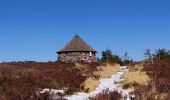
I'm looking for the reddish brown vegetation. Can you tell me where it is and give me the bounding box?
[143,60,170,93]
[130,60,170,100]
[0,61,97,100]
[89,89,122,100]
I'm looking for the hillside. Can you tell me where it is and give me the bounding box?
[0,60,170,100]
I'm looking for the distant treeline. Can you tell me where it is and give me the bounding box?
[144,48,170,61]
[99,48,170,65]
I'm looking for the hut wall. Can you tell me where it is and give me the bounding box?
[58,52,96,63]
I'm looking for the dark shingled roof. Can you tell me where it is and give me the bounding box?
[57,35,97,53]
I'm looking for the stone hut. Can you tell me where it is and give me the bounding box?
[57,35,97,63]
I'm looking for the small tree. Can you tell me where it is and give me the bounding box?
[101,49,113,62]
[153,48,170,60]
[122,52,131,65]
[123,51,129,61]
[144,48,153,63]
[112,54,122,65]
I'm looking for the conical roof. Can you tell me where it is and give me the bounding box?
[57,35,97,53]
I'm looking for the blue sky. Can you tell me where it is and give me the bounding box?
[0,0,170,62]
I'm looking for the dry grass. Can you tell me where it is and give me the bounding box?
[80,77,99,92]
[121,63,150,89]
[81,64,120,92]
[122,71,150,86]
[155,93,169,100]
[128,61,144,72]
[93,64,120,78]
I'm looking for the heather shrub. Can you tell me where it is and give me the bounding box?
[0,61,87,99]
[130,60,170,100]
[143,60,170,93]
[89,89,122,100]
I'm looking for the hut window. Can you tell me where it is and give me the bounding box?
[89,52,92,56]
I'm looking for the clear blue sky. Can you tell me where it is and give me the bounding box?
[0,0,170,62]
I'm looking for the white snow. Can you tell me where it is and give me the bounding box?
[38,88,67,100]
[64,66,134,100]
[40,88,65,94]
[39,66,134,100]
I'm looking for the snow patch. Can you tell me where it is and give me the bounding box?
[64,66,134,100]
[40,88,65,94]
[39,66,134,100]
